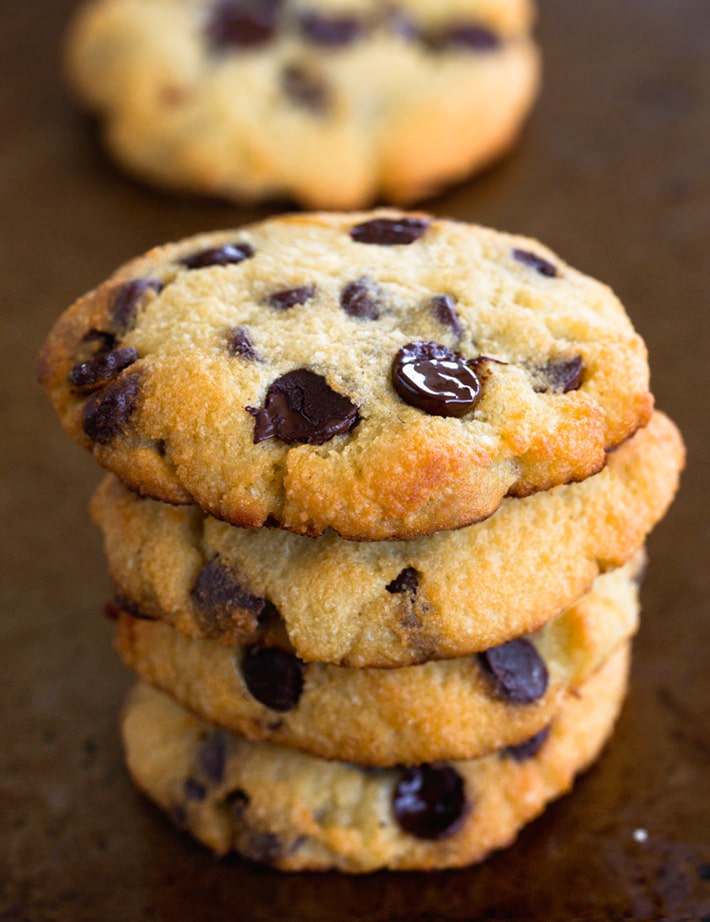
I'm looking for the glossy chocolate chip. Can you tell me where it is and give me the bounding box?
[479,638,549,704]
[534,355,584,393]
[268,284,316,310]
[429,294,463,337]
[299,11,361,46]
[386,567,419,595]
[198,733,226,783]
[340,277,381,319]
[68,346,139,390]
[111,278,163,334]
[226,326,260,361]
[503,725,551,762]
[392,341,482,417]
[513,248,559,278]
[206,0,280,49]
[184,778,207,801]
[82,372,141,444]
[241,646,304,712]
[180,242,254,270]
[437,22,501,51]
[247,369,360,445]
[191,559,266,636]
[350,216,429,245]
[392,764,467,840]
[282,63,330,112]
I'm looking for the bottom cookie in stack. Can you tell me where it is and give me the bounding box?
[121,643,630,873]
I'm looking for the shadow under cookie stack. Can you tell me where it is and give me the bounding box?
[38,211,684,872]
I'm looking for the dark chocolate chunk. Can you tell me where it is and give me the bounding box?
[206,0,280,49]
[82,372,141,444]
[242,646,304,712]
[503,725,551,762]
[478,638,549,704]
[282,63,330,112]
[386,567,419,595]
[198,732,226,783]
[429,294,462,337]
[111,278,163,334]
[392,764,467,840]
[350,216,429,245]
[184,777,207,801]
[191,559,266,636]
[392,341,482,417]
[513,248,559,278]
[268,284,316,309]
[227,326,260,360]
[299,11,362,46]
[68,346,139,390]
[180,242,254,270]
[340,277,381,319]
[247,369,360,445]
[436,22,501,51]
[534,355,584,394]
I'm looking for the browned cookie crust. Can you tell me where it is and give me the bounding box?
[121,643,630,872]
[40,212,653,540]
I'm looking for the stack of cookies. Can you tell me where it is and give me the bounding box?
[38,211,684,872]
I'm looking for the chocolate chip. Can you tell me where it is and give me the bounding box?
[82,372,141,444]
[180,242,254,270]
[340,277,381,319]
[191,559,266,637]
[267,284,316,310]
[198,733,226,783]
[184,778,207,801]
[299,11,362,46]
[436,22,501,51]
[392,341,482,417]
[350,216,430,245]
[513,248,559,278]
[503,726,551,762]
[247,369,360,445]
[534,355,584,394]
[111,278,163,334]
[206,0,280,49]
[478,638,549,704]
[429,294,462,337]
[241,646,304,712]
[386,567,419,595]
[282,63,330,112]
[68,346,139,391]
[227,326,260,360]
[392,764,467,840]
[81,329,116,354]
[225,788,250,816]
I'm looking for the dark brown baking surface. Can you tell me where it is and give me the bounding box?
[1,1,708,919]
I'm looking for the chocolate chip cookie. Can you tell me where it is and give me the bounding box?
[39,211,654,541]
[65,0,540,207]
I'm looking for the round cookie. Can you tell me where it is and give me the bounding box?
[92,411,682,666]
[114,560,640,765]
[65,0,540,208]
[39,211,654,541]
[121,643,630,872]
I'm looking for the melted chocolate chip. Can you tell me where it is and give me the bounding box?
[268,284,316,310]
[68,346,139,390]
[111,278,163,334]
[392,764,467,840]
[429,294,462,337]
[180,242,254,270]
[513,248,559,278]
[437,22,501,51]
[184,778,207,801]
[503,726,551,762]
[478,638,549,704]
[392,342,482,417]
[282,63,330,112]
[227,326,260,360]
[241,646,304,712]
[82,372,141,444]
[534,355,584,394]
[247,369,360,445]
[206,0,280,49]
[340,278,381,319]
[198,733,226,783]
[350,216,430,245]
[299,11,362,46]
[191,559,265,637]
[386,567,419,595]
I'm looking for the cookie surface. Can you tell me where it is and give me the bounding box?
[114,560,640,765]
[121,642,629,872]
[40,211,654,541]
[93,411,681,666]
[65,0,540,208]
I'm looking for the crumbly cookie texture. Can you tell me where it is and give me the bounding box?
[40,211,654,541]
[92,411,681,666]
[121,643,629,872]
[114,559,640,766]
[65,0,539,208]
